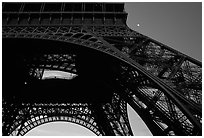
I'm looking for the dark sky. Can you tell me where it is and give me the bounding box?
[125,2,202,61]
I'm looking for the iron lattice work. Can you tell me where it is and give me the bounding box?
[2,2,202,136]
[3,93,132,136]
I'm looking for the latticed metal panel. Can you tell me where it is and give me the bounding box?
[2,2,202,136]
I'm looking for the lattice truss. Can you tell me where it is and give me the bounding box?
[2,6,202,135]
[2,101,99,136]
[2,24,202,136]
[27,54,77,80]
[3,25,202,105]
[96,25,202,106]
[113,62,201,136]
[2,93,133,136]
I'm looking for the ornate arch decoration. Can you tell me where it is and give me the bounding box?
[10,113,101,136]
[2,25,202,135]
[11,116,101,136]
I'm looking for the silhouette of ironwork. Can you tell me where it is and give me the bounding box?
[2,2,202,136]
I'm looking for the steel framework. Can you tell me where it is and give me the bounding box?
[2,2,202,136]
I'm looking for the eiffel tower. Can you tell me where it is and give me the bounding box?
[2,2,202,136]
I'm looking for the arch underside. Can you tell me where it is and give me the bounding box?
[9,103,102,136]
[2,25,202,136]
[3,25,202,105]
[5,94,132,136]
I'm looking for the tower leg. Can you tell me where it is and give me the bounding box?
[91,103,115,136]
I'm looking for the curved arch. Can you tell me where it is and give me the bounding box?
[11,115,101,136]
[2,26,125,61]
[8,103,103,136]
[3,26,202,135]
[24,121,97,136]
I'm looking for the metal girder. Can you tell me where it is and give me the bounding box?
[3,25,202,135]
[2,2,202,136]
[106,27,202,105]
[3,102,102,136]
[112,63,201,135]
[3,94,134,136]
